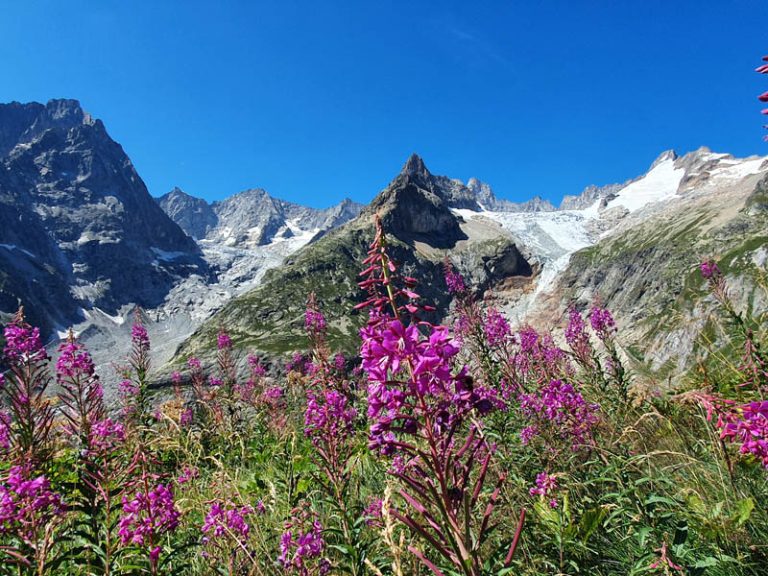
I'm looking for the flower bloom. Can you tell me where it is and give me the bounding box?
[131,323,150,351]
[484,308,511,347]
[0,412,9,451]
[177,467,199,485]
[88,418,125,454]
[3,322,48,362]
[0,466,65,540]
[201,501,254,545]
[304,309,327,334]
[700,259,721,280]
[718,400,768,468]
[278,519,328,574]
[304,390,357,445]
[118,484,180,549]
[56,340,95,380]
[444,266,467,295]
[362,497,383,527]
[589,306,616,340]
[217,330,232,350]
[519,379,599,449]
[529,472,558,497]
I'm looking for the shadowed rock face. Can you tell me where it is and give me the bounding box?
[0,99,209,337]
[366,154,467,247]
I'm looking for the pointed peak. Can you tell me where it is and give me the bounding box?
[401,153,431,177]
[650,149,678,169]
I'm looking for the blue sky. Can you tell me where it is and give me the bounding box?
[2,1,767,207]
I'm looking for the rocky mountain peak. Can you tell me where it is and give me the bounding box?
[650,149,679,169]
[0,98,96,157]
[401,153,431,178]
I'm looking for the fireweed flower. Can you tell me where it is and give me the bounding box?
[518,379,599,450]
[564,307,593,364]
[700,259,721,280]
[355,217,526,575]
[589,306,616,341]
[0,412,10,451]
[4,321,48,363]
[484,308,511,347]
[55,339,95,380]
[180,408,193,426]
[444,264,467,295]
[278,517,328,574]
[201,501,254,545]
[217,330,232,350]
[529,472,558,497]
[362,497,384,527]
[131,323,150,351]
[333,353,346,372]
[2,311,57,462]
[718,400,768,468]
[0,465,65,540]
[305,309,327,335]
[304,389,356,445]
[56,334,108,447]
[118,483,180,563]
[88,418,125,455]
[247,354,267,377]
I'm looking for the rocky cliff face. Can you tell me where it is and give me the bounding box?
[0,99,208,337]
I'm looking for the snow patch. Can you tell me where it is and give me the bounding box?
[0,243,36,259]
[150,247,188,261]
[605,159,685,213]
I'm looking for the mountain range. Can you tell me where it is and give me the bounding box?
[0,99,766,394]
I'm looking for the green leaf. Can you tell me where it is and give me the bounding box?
[733,497,755,526]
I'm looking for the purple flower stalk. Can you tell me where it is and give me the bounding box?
[484,308,511,348]
[118,483,180,569]
[589,306,616,341]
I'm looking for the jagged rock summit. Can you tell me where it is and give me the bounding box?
[158,186,364,248]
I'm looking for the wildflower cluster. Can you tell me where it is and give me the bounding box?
[201,501,254,546]
[357,219,523,576]
[0,466,65,541]
[519,379,599,451]
[118,482,180,567]
[278,507,329,575]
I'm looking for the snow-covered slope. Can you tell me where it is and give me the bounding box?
[453,148,768,319]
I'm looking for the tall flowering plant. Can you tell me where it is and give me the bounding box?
[1,308,55,464]
[693,259,768,470]
[301,293,367,573]
[120,310,153,429]
[0,464,66,574]
[757,54,768,140]
[56,330,105,449]
[357,217,524,576]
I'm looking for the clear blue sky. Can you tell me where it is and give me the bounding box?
[2,1,767,207]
